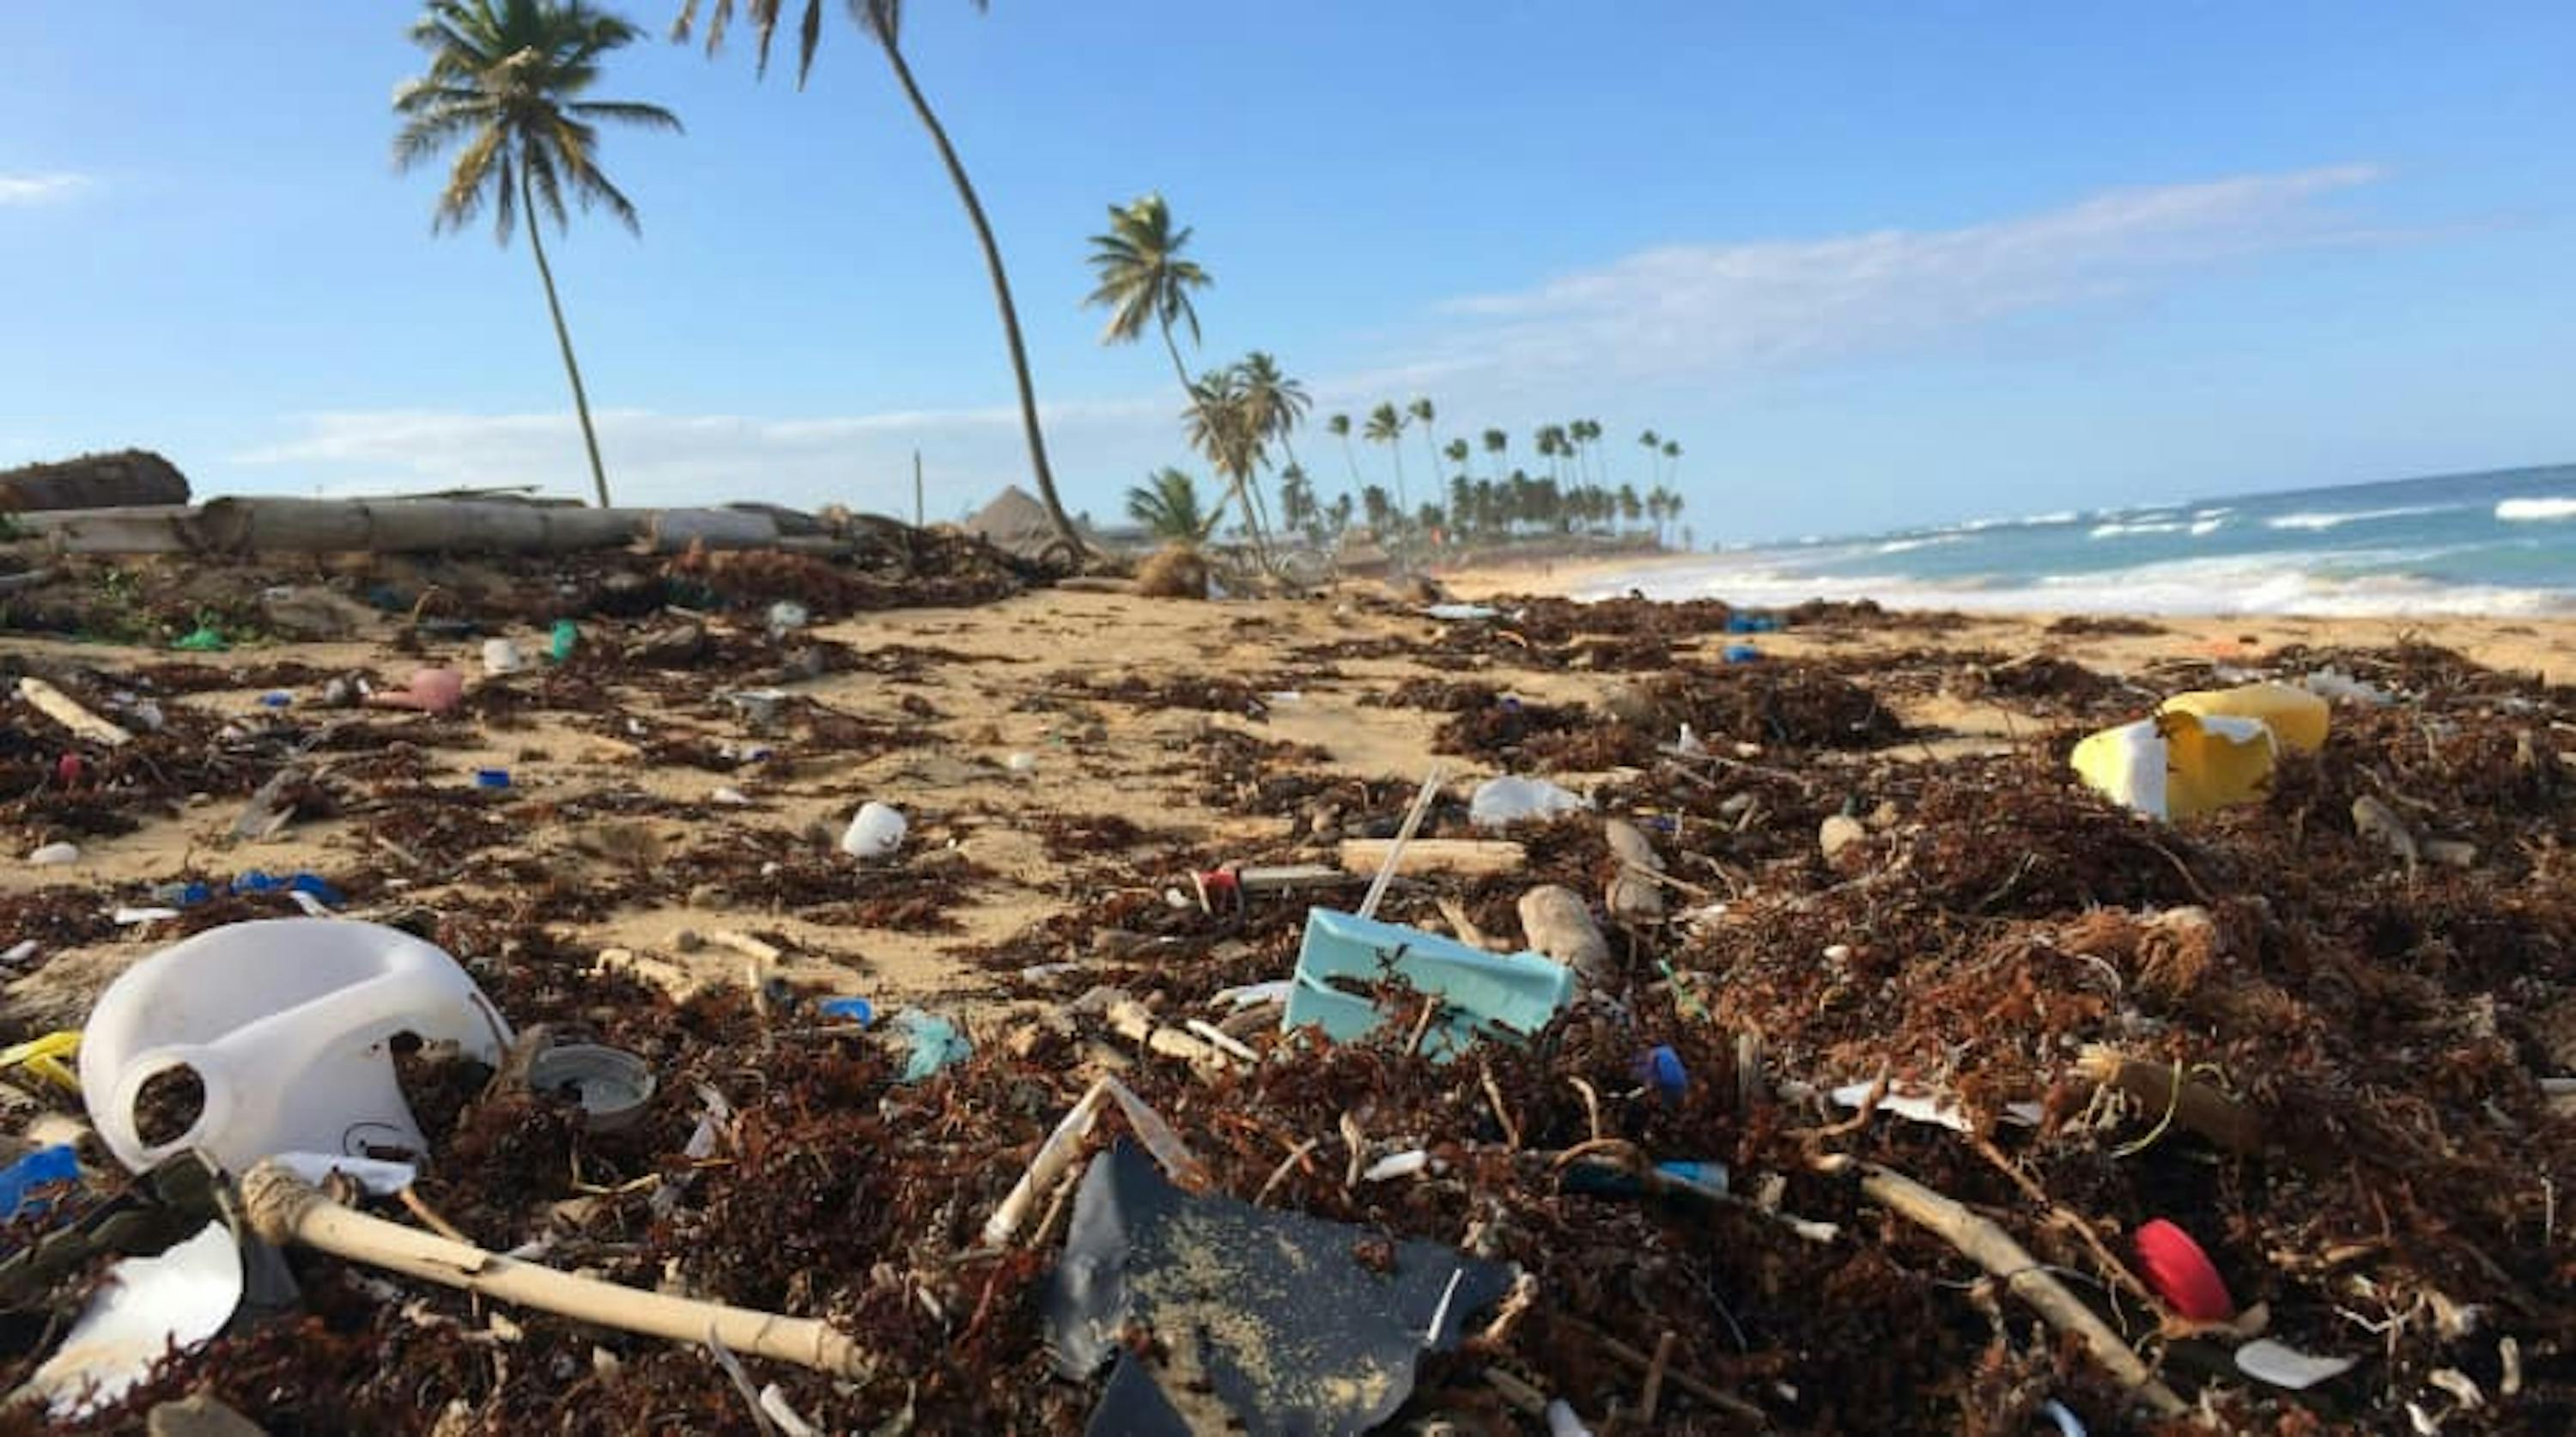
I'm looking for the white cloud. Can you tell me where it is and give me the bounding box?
[1431,163,2389,386]
[228,166,2404,515]
[0,172,91,206]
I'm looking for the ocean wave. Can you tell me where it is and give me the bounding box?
[2497,496,2576,522]
[1568,551,2576,618]
[2089,520,2188,539]
[1874,534,1965,555]
[2264,503,2460,532]
[2190,516,2227,536]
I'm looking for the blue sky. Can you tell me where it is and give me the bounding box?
[4,2,2574,540]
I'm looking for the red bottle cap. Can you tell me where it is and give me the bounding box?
[2134,1217,2233,1320]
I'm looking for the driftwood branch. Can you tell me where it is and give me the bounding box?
[2076,1044,2264,1154]
[16,677,131,746]
[1815,1154,2187,1417]
[242,1160,868,1377]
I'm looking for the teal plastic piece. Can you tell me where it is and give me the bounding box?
[1283,908,1575,1062]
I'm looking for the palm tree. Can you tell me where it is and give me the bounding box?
[1481,428,1507,484]
[1364,403,1409,517]
[396,0,678,509]
[1324,412,1363,495]
[1662,438,1682,490]
[1638,429,1662,486]
[1235,350,1309,540]
[1534,424,1567,485]
[1084,193,1211,393]
[1126,467,1218,543]
[1617,484,1643,533]
[1443,437,1470,480]
[677,0,1084,556]
[1277,463,1317,541]
[1406,398,1442,509]
[1183,367,1270,544]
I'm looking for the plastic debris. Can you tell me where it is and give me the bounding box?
[79,919,513,1173]
[1721,643,1762,663]
[1725,611,1783,635]
[888,1009,971,1082]
[526,1044,657,1132]
[1424,603,1500,621]
[0,1031,82,1095]
[2072,683,2330,820]
[2133,1218,2233,1321]
[171,626,228,653]
[0,1145,80,1224]
[1285,909,1575,1061]
[483,637,526,675]
[1047,1141,1516,1436]
[1468,775,1590,829]
[2233,1337,2357,1390]
[550,618,580,661]
[840,801,907,859]
[26,843,78,867]
[266,1152,418,1197]
[21,1220,243,1418]
[1637,1045,1687,1098]
[1829,1081,2044,1132]
[816,996,876,1026]
[473,768,511,789]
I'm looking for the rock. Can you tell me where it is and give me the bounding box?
[1517,885,1613,985]
[1604,818,1667,922]
[1819,814,1868,865]
[629,622,708,667]
[258,588,371,642]
[148,1394,268,1437]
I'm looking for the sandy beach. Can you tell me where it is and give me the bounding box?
[0,551,2568,1431]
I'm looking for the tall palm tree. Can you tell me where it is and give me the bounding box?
[1234,350,1309,540]
[1662,438,1682,490]
[677,0,1084,556]
[1183,367,1270,546]
[1364,403,1409,518]
[1126,467,1218,543]
[396,0,678,509]
[1534,424,1567,485]
[1481,427,1507,484]
[1324,412,1363,495]
[1084,193,1210,394]
[1406,398,1442,509]
[1443,437,1470,478]
[1637,429,1662,487]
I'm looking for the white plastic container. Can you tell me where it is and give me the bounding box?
[840,801,907,859]
[482,637,525,676]
[78,919,512,1175]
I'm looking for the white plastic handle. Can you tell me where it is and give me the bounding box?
[107,1044,232,1168]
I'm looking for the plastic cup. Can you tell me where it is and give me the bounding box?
[840,802,907,859]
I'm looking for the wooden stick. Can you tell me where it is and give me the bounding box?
[1814,1154,2186,1416]
[242,1160,868,1377]
[708,929,785,966]
[2075,1045,2263,1154]
[17,677,131,746]
[1639,1329,1677,1425]
[1338,837,1525,879]
[1558,1316,1767,1425]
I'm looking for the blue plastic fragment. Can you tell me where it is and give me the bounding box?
[474,769,511,789]
[817,996,876,1026]
[1562,1158,1731,1203]
[228,872,345,907]
[0,1144,81,1225]
[890,1009,971,1082]
[1638,1045,1687,1098]
[1721,644,1762,664]
[1283,909,1576,1063]
[1725,612,1782,635]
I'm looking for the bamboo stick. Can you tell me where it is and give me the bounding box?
[241,1161,868,1377]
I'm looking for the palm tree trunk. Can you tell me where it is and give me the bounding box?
[520,168,613,509]
[876,35,1084,557]
[1157,324,1274,566]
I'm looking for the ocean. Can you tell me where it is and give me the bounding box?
[1580,462,2576,617]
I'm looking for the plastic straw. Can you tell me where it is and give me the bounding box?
[1358,764,1445,921]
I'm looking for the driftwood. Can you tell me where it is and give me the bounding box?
[240,1161,868,1376]
[15,677,131,746]
[1338,838,1527,879]
[1815,1154,2188,1417]
[12,498,814,557]
[2075,1045,2264,1154]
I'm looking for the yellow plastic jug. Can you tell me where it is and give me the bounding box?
[2161,684,2328,754]
[2069,684,2330,820]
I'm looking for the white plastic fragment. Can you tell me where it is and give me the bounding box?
[268,1151,420,1196]
[2234,1338,2358,1390]
[1213,980,1295,1010]
[1829,1081,2042,1132]
[1468,775,1589,829]
[839,801,907,859]
[27,843,78,867]
[1361,1149,1432,1183]
[1545,1398,1595,1436]
[2040,1398,2087,1437]
[22,1221,242,1417]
